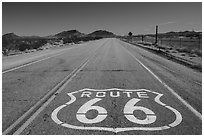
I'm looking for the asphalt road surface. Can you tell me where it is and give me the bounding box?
[2,38,202,135]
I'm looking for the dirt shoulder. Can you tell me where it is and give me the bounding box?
[122,39,202,72]
[2,44,77,71]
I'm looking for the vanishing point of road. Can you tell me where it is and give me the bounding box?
[2,38,202,135]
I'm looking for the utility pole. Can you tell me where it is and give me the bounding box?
[155,25,158,45]
[160,37,162,45]
[180,38,182,48]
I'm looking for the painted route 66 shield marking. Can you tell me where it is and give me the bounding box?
[51,88,182,133]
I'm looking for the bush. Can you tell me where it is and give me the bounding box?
[157,46,166,50]
[181,53,186,56]
[17,39,47,51]
[18,43,30,51]
[176,48,192,54]
[193,50,202,57]
[176,48,202,57]
[32,39,47,49]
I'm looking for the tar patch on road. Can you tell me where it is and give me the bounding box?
[51,88,182,133]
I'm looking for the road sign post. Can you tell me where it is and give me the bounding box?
[155,25,158,45]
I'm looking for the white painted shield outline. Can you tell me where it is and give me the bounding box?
[51,88,182,133]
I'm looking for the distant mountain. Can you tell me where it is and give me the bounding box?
[163,31,201,37]
[21,35,43,39]
[3,29,116,40]
[2,29,115,54]
[2,33,21,40]
[145,30,201,38]
[88,30,115,38]
[54,30,85,39]
[2,33,45,40]
[2,33,47,52]
[54,29,115,39]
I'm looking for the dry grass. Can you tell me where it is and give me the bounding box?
[131,36,202,57]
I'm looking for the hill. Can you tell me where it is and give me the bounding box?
[3,33,21,40]
[54,30,85,39]
[88,30,115,38]
[2,29,115,55]
[2,33,47,55]
[3,33,46,40]
[2,33,21,51]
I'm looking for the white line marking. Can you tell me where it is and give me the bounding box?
[124,98,157,124]
[11,42,104,135]
[51,88,182,133]
[2,47,75,74]
[121,42,202,121]
[51,105,66,125]
[166,106,182,127]
[155,94,166,106]
[13,95,56,134]
[76,98,107,124]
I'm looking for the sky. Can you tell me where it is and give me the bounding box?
[2,2,202,36]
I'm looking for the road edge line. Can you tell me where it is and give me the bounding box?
[2,47,75,74]
[13,56,91,135]
[2,41,105,135]
[120,42,202,121]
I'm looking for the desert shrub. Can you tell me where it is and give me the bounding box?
[143,42,152,46]
[189,54,197,57]
[193,50,202,57]
[181,53,186,56]
[17,39,47,51]
[171,50,177,53]
[32,39,47,49]
[165,50,170,53]
[176,48,192,54]
[157,46,166,50]
[176,47,202,57]
[63,38,72,44]
[18,43,30,51]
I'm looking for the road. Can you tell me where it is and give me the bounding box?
[2,38,202,135]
